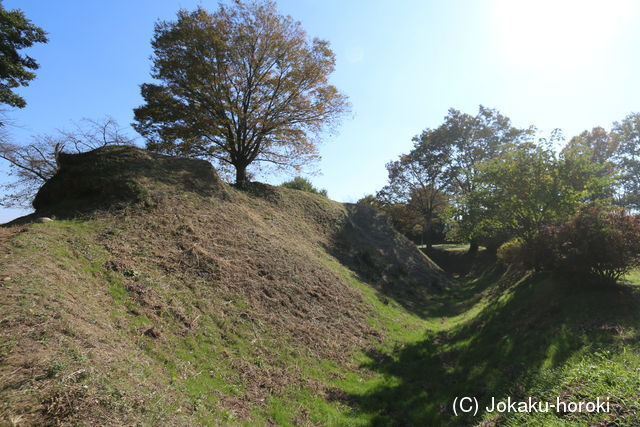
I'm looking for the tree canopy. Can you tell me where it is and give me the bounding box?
[440,106,534,197]
[0,4,47,109]
[133,1,349,186]
[372,106,624,253]
[377,106,533,249]
[464,140,614,247]
[612,113,640,210]
[562,127,618,166]
[377,128,451,247]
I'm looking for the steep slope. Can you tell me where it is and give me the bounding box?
[354,245,640,426]
[0,146,444,425]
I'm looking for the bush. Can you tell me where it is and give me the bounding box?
[280,177,327,197]
[526,225,562,273]
[497,239,526,266]
[527,204,640,283]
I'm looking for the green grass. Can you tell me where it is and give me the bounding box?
[231,255,433,425]
[6,215,640,425]
[106,249,640,425]
[246,257,640,425]
[623,269,640,285]
[329,267,640,425]
[431,243,471,252]
[430,243,486,252]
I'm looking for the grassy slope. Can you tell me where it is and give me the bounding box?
[350,246,640,426]
[2,146,639,425]
[0,175,442,425]
[5,215,640,425]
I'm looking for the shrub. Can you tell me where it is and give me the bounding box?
[526,225,562,273]
[280,177,327,197]
[497,239,526,266]
[527,204,640,283]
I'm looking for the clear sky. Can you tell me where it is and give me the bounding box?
[1,0,639,222]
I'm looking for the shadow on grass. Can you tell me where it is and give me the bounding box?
[344,274,640,425]
[413,260,509,320]
[422,246,499,278]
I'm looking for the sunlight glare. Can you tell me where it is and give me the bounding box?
[493,0,633,70]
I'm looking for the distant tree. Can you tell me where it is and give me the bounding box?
[133,1,349,186]
[562,127,618,167]
[402,190,448,244]
[378,130,451,247]
[357,194,382,209]
[611,113,640,210]
[280,176,327,197]
[436,106,534,251]
[0,4,47,109]
[465,140,614,249]
[443,106,534,197]
[0,118,133,207]
[358,194,432,243]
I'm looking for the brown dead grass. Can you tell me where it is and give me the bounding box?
[0,147,441,425]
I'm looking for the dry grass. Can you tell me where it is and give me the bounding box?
[0,146,441,425]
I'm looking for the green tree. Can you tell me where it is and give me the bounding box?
[0,4,47,109]
[133,1,349,186]
[443,106,533,197]
[280,176,326,197]
[465,140,614,249]
[562,127,618,167]
[436,106,534,251]
[611,113,640,210]
[377,129,451,247]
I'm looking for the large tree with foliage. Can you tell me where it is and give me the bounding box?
[377,129,451,247]
[434,106,534,251]
[465,139,614,249]
[0,4,47,109]
[375,106,532,249]
[133,1,349,186]
[562,127,618,167]
[442,106,533,197]
[611,113,640,210]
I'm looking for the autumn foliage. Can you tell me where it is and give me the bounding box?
[527,204,640,283]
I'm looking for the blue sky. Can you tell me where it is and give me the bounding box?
[1,0,639,222]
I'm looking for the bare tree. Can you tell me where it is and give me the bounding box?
[0,117,134,207]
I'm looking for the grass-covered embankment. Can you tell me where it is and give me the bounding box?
[2,146,639,425]
[0,146,445,425]
[345,244,640,425]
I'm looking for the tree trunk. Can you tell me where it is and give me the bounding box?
[424,223,432,249]
[235,164,248,188]
[424,217,433,249]
[468,240,479,254]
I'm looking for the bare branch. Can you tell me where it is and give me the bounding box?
[0,117,135,207]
